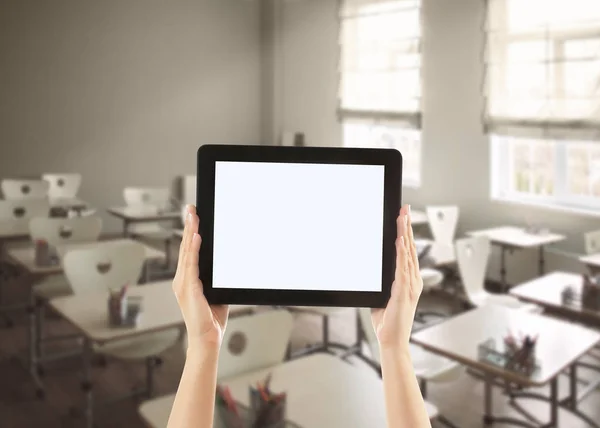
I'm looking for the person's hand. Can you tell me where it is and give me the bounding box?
[172,205,229,356]
[371,204,423,352]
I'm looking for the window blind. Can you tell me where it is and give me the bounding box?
[485,0,600,140]
[339,0,422,129]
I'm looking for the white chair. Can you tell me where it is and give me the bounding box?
[29,216,104,362]
[1,179,49,200]
[0,199,50,326]
[63,240,182,397]
[426,206,459,246]
[139,311,294,428]
[0,198,50,237]
[584,229,600,255]
[455,236,540,312]
[356,308,460,424]
[42,174,82,199]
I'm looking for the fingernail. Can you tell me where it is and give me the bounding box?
[404,214,408,226]
[408,205,412,215]
[186,212,192,224]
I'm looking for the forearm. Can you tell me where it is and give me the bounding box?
[167,347,220,428]
[380,346,432,428]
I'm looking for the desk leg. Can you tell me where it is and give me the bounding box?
[549,377,558,427]
[483,373,493,425]
[568,364,577,410]
[27,288,44,398]
[81,338,93,428]
[322,314,329,348]
[355,309,363,357]
[123,220,130,238]
[538,246,546,276]
[500,246,508,293]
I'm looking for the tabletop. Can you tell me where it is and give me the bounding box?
[139,353,396,428]
[411,209,428,226]
[172,229,183,238]
[49,280,180,345]
[107,206,181,221]
[6,238,165,275]
[416,239,456,267]
[510,271,600,322]
[411,305,600,387]
[467,226,566,248]
[49,197,87,210]
[580,253,600,269]
[50,280,254,345]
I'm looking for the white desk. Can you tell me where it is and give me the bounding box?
[412,305,600,428]
[411,209,428,226]
[579,253,600,273]
[415,239,456,267]
[468,226,565,291]
[49,197,87,211]
[107,206,180,237]
[6,238,165,398]
[139,354,401,428]
[173,229,183,239]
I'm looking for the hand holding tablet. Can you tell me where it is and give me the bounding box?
[195,144,402,308]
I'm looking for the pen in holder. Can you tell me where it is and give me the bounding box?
[35,239,57,266]
[108,284,143,328]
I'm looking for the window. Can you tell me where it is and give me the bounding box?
[486,0,600,212]
[339,0,422,187]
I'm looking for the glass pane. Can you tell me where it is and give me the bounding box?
[342,121,420,184]
[567,143,591,196]
[508,138,555,195]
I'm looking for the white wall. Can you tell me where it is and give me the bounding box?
[0,0,262,232]
[268,0,597,283]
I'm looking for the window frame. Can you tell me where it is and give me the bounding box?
[338,0,423,188]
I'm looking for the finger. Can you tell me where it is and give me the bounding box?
[177,205,196,270]
[393,235,409,301]
[406,205,420,273]
[400,206,416,282]
[185,232,202,290]
[182,211,200,278]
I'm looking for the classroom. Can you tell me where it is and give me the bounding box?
[1,0,599,427]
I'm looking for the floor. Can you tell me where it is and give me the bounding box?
[1,260,599,427]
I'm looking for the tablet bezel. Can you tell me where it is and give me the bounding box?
[196,144,402,308]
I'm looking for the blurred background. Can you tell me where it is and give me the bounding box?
[1,0,600,427]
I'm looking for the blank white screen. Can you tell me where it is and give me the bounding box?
[212,161,385,292]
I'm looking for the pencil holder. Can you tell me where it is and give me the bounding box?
[34,240,57,266]
[217,400,293,428]
[107,292,142,327]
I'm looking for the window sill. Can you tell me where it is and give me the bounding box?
[492,195,600,219]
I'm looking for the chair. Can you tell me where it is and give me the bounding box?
[584,229,600,255]
[42,174,82,199]
[123,187,173,268]
[455,236,540,312]
[355,308,460,425]
[29,216,103,362]
[63,240,182,397]
[426,206,459,246]
[1,179,49,200]
[0,199,50,326]
[139,310,294,428]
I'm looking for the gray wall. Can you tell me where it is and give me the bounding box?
[0,0,262,232]
[268,0,598,283]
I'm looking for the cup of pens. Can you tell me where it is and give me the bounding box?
[217,374,287,428]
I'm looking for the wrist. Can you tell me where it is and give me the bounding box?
[186,342,220,363]
[379,343,412,362]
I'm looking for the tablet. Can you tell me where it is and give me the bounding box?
[196,144,402,308]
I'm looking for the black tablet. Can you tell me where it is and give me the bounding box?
[196,144,402,308]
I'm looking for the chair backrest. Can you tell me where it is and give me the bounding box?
[0,198,50,236]
[29,216,102,247]
[1,179,49,200]
[124,187,170,211]
[358,308,381,364]
[216,310,294,380]
[584,229,600,255]
[42,174,82,199]
[183,175,196,206]
[62,240,146,294]
[426,206,459,246]
[455,236,491,304]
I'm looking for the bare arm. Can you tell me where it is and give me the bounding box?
[167,206,229,428]
[372,205,432,428]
